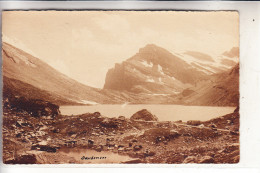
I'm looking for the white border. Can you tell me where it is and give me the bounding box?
[0,1,260,172]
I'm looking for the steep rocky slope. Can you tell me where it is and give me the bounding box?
[178,64,239,106]
[104,44,209,94]
[103,44,238,98]
[2,42,239,106]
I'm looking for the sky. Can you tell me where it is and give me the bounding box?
[2,11,239,88]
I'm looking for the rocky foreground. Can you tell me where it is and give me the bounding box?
[3,105,239,164]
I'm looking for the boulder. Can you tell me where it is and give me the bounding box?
[133,145,143,151]
[155,136,165,144]
[118,148,124,152]
[31,144,58,152]
[169,129,180,138]
[125,147,132,151]
[64,141,77,147]
[198,124,205,128]
[100,118,118,128]
[52,128,60,133]
[183,156,197,163]
[118,145,124,148]
[88,139,94,145]
[144,149,155,157]
[39,145,57,152]
[143,128,179,142]
[132,139,138,143]
[118,116,126,121]
[199,156,214,163]
[71,134,77,138]
[208,123,217,129]
[230,131,239,135]
[121,159,142,164]
[130,109,158,121]
[187,120,201,126]
[16,133,22,138]
[93,112,101,117]
[95,145,103,152]
[5,154,37,164]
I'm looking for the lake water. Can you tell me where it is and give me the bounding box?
[60,104,236,122]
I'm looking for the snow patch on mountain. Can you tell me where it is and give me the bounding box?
[140,60,153,68]
[158,77,164,84]
[192,62,214,75]
[157,65,166,75]
[146,77,155,83]
[148,93,170,96]
[173,50,238,74]
[79,100,98,105]
[171,76,176,80]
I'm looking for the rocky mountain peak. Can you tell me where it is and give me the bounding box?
[136,44,173,62]
[104,44,208,94]
[139,44,159,52]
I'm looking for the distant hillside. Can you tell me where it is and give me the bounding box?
[2,42,114,105]
[2,42,239,106]
[223,47,239,58]
[3,76,76,105]
[177,64,239,106]
[103,44,239,106]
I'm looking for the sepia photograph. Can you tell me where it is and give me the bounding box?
[2,10,239,164]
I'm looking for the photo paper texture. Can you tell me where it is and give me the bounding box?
[2,11,239,164]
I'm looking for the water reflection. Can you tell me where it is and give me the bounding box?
[60,104,236,122]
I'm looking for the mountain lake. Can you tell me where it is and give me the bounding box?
[60,104,236,122]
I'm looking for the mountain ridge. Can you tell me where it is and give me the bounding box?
[2,42,239,106]
[103,44,238,95]
[2,42,113,105]
[177,63,239,106]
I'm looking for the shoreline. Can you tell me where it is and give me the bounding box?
[3,107,239,164]
[59,105,236,122]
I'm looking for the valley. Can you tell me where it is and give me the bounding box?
[2,42,239,164]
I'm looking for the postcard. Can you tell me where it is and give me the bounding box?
[2,10,239,164]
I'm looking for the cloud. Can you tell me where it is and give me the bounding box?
[94,13,130,33]
[2,11,239,88]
